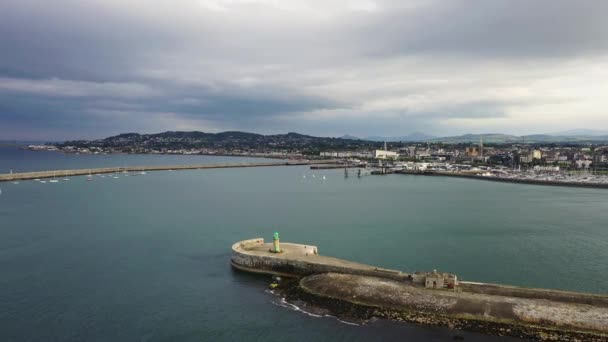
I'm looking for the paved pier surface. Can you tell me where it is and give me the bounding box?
[300,273,608,340]
[0,160,336,183]
[231,238,409,281]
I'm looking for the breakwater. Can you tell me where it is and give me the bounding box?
[231,238,409,281]
[231,238,608,340]
[0,160,335,183]
[397,170,608,189]
[310,164,365,170]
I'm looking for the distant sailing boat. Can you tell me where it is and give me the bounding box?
[87,170,93,181]
[49,171,59,183]
[10,170,19,184]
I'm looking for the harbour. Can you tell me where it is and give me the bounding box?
[1,149,607,341]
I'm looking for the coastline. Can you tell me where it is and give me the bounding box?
[396,170,608,189]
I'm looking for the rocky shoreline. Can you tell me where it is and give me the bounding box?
[275,276,608,342]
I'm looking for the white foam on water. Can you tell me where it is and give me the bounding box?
[266,290,360,326]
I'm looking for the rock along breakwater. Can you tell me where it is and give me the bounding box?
[231,238,608,341]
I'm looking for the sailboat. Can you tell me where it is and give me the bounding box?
[10,170,19,184]
[87,170,93,181]
[49,171,59,183]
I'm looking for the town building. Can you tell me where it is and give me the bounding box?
[375,149,399,159]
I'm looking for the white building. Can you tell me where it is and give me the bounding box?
[534,166,560,172]
[375,150,399,159]
[576,160,592,169]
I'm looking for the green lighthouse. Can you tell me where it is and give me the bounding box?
[272,232,281,253]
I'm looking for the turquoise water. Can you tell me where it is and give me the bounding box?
[1,150,607,341]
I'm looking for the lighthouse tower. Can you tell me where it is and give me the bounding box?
[271,232,281,253]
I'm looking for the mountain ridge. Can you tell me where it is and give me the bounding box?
[59,130,608,148]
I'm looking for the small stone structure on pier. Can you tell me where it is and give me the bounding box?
[412,269,460,291]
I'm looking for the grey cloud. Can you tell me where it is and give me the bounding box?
[1,0,608,139]
[352,0,608,59]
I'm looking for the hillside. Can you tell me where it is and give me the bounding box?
[58,131,382,152]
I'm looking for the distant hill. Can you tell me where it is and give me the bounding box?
[429,133,608,144]
[366,132,437,142]
[429,133,519,144]
[58,130,608,152]
[550,129,608,136]
[339,135,361,140]
[59,131,382,152]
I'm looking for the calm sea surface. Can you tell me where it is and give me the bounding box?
[1,147,607,341]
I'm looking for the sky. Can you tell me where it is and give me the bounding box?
[1,0,608,140]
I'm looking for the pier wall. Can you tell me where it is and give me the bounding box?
[0,160,336,182]
[231,239,407,281]
[397,170,608,189]
[232,239,608,308]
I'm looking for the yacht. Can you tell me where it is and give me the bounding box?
[49,172,59,183]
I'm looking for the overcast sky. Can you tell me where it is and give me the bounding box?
[1,0,607,140]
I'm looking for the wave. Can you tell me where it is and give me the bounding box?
[266,289,360,326]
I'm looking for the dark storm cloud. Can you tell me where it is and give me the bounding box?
[1,0,608,139]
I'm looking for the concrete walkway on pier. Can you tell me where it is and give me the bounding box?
[231,238,410,281]
[0,160,337,182]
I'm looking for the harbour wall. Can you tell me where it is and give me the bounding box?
[230,239,408,281]
[232,238,608,308]
[397,170,608,189]
[0,160,336,183]
[231,238,608,340]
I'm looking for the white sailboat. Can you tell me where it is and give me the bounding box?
[10,170,19,184]
[49,171,59,183]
